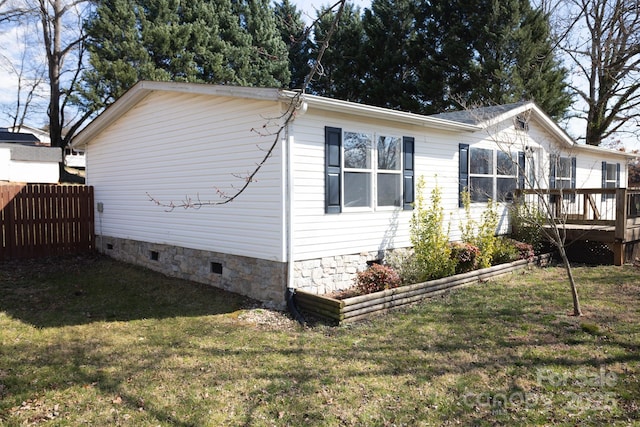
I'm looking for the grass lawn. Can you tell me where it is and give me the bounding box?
[1,254,639,426]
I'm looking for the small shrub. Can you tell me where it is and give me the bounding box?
[510,204,546,254]
[461,192,499,269]
[492,237,520,265]
[513,240,535,261]
[354,264,402,295]
[491,238,535,265]
[450,242,480,274]
[385,252,423,285]
[410,177,456,281]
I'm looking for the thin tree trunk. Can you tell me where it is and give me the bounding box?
[557,245,582,316]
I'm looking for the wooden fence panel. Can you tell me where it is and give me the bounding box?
[0,184,95,260]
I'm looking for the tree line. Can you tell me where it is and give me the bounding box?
[0,0,638,151]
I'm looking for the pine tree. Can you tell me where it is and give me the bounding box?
[360,0,422,112]
[355,0,571,118]
[231,0,290,87]
[416,0,571,118]
[274,0,312,89]
[81,0,289,111]
[308,3,366,100]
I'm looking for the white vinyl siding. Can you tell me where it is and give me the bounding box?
[86,91,286,261]
[290,110,462,260]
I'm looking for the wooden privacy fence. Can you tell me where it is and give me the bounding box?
[0,184,95,260]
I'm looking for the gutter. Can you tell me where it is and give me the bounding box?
[278,90,480,133]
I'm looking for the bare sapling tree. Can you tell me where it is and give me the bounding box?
[463,104,584,315]
[148,0,347,210]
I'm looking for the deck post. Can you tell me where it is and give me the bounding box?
[614,188,628,266]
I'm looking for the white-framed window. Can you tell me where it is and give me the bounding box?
[549,154,576,202]
[468,147,519,203]
[602,161,620,200]
[325,127,414,213]
[343,131,373,208]
[376,135,402,207]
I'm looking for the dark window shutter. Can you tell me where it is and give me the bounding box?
[616,163,621,187]
[403,136,415,210]
[325,127,342,213]
[459,144,469,207]
[602,161,607,188]
[571,157,577,189]
[518,151,525,189]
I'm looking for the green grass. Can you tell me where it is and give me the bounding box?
[1,254,639,426]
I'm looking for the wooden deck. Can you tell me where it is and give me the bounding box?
[515,188,640,265]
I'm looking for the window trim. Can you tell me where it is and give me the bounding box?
[549,154,577,202]
[459,144,523,204]
[325,126,414,213]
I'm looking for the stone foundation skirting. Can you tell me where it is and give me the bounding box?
[293,248,412,295]
[96,236,287,308]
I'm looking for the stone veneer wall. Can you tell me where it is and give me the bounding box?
[96,236,287,308]
[293,248,412,295]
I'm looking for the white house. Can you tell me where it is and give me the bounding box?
[0,129,61,184]
[71,81,636,306]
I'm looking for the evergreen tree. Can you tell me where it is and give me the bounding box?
[274,0,312,89]
[358,0,570,118]
[231,0,291,86]
[81,0,289,111]
[360,0,422,112]
[308,3,366,100]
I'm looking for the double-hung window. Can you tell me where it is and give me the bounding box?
[325,127,414,213]
[459,144,524,204]
[602,161,620,200]
[343,131,373,208]
[549,154,577,202]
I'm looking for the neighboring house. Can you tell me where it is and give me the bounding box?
[0,128,61,184]
[8,124,85,169]
[71,81,636,307]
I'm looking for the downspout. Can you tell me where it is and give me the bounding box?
[284,101,307,325]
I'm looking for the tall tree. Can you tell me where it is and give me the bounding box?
[0,0,93,152]
[554,0,640,145]
[80,0,289,111]
[415,0,571,118]
[356,0,571,117]
[308,3,366,100]
[274,0,311,89]
[360,0,422,112]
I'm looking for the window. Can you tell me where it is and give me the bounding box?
[343,131,372,207]
[325,127,414,213]
[549,155,576,189]
[549,154,576,202]
[459,144,523,204]
[515,115,529,131]
[602,161,620,200]
[377,136,402,206]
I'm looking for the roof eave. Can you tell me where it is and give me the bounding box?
[280,91,480,132]
[72,81,282,148]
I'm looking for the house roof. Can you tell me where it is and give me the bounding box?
[433,102,637,160]
[71,81,636,160]
[430,102,530,125]
[0,128,41,145]
[71,81,480,148]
